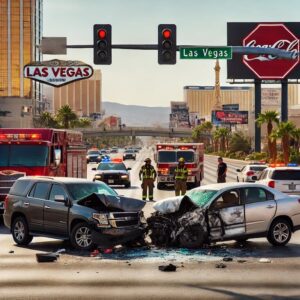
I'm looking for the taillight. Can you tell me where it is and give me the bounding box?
[268,181,275,188]
[4,196,9,210]
[246,171,254,176]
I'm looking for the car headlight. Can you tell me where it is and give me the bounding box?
[92,213,110,227]
[94,174,102,179]
[121,174,129,179]
[86,156,89,159]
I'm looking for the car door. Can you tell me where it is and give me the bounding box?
[240,187,276,234]
[208,189,246,240]
[43,184,69,236]
[26,182,51,232]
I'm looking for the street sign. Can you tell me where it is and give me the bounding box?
[180,47,232,59]
[40,37,67,54]
[24,59,93,87]
[243,23,300,79]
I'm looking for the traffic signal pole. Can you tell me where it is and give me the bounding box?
[254,80,261,153]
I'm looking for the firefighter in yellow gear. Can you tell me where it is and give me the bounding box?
[139,158,157,201]
[174,157,188,196]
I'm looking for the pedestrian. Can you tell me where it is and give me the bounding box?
[139,158,157,201]
[174,157,188,196]
[217,157,227,183]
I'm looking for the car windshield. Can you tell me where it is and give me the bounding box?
[97,163,126,171]
[0,145,48,167]
[250,166,267,171]
[88,151,100,155]
[125,150,134,153]
[186,189,218,207]
[66,182,118,201]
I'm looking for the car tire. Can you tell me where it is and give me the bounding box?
[178,225,206,249]
[70,222,94,251]
[11,216,33,246]
[267,218,292,246]
[125,182,131,188]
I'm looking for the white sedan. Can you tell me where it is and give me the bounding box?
[236,164,267,182]
[148,182,300,248]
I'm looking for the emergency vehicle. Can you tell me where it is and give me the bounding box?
[154,143,204,189]
[0,128,87,211]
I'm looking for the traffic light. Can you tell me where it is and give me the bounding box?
[93,24,112,65]
[158,24,177,65]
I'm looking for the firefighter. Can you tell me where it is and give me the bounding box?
[174,157,188,196]
[139,158,157,201]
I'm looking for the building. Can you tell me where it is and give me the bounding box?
[184,84,300,138]
[0,0,43,128]
[52,70,102,117]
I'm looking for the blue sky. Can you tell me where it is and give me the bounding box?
[43,0,300,107]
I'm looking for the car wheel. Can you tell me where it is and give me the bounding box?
[12,216,33,246]
[267,218,292,246]
[125,182,131,188]
[70,222,94,251]
[178,225,206,249]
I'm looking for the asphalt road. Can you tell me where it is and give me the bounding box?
[1,148,300,299]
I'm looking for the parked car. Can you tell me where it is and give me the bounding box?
[123,149,136,160]
[256,166,300,194]
[110,147,118,153]
[86,149,102,163]
[92,159,131,188]
[147,182,300,249]
[3,177,146,250]
[236,163,267,182]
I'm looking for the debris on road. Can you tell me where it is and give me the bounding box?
[8,250,14,254]
[259,258,271,263]
[223,257,233,262]
[215,263,227,268]
[237,259,247,263]
[90,249,100,257]
[158,264,177,272]
[36,253,58,263]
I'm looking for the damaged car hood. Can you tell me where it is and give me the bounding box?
[78,193,146,212]
[153,196,185,214]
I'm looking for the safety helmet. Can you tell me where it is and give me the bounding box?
[178,157,185,163]
[144,158,151,163]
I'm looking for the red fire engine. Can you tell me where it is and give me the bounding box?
[155,143,204,189]
[0,128,87,210]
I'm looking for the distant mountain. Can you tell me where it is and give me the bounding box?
[102,101,170,127]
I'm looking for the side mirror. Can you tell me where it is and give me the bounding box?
[92,167,97,171]
[127,167,132,171]
[236,169,241,172]
[54,194,66,203]
[252,176,258,181]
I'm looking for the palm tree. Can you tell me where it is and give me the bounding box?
[272,121,296,164]
[38,112,58,128]
[192,121,213,145]
[256,111,279,162]
[214,127,230,152]
[71,118,92,128]
[56,105,78,129]
[292,128,300,154]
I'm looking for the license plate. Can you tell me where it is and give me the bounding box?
[108,179,114,184]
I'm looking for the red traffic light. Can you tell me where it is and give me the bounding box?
[162,29,171,39]
[98,29,107,39]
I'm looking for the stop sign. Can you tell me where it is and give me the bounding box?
[243,24,300,79]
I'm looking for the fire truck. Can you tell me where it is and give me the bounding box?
[0,128,87,212]
[155,143,204,189]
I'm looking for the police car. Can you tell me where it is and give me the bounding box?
[92,158,131,188]
[236,162,268,182]
[256,163,300,195]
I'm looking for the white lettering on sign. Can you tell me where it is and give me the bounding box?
[24,62,93,87]
[244,39,299,61]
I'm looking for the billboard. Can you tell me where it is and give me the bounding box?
[212,110,248,125]
[227,22,300,79]
[169,102,190,128]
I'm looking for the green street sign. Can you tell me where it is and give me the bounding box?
[180,47,232,60]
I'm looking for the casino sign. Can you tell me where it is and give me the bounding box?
[24,59,94,87]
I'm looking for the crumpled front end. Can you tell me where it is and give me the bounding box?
[78,193,147,247]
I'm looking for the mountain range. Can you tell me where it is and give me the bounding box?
[102,101,170,127]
